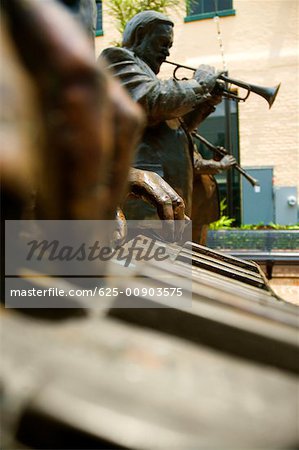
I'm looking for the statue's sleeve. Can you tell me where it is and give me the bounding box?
[100,47,204,126]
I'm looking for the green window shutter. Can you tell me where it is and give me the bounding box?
[186,0,235,22]
[95,0,103,36]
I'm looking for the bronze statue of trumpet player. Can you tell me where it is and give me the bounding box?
[100,10,280,244]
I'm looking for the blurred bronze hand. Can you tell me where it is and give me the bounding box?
[2,0,144,221]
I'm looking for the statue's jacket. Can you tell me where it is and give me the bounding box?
[100,47,205,217]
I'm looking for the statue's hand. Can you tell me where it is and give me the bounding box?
[194,64,224,93]
[129,168,188,242]
[219,154,237,170]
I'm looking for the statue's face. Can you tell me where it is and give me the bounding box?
[135,23,173,74]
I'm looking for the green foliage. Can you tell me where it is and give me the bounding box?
[239,222,299,230]
[106,0,182,40]
[209,199,299,230]
[267,222,299,230]
[284,224,299,230]
[239,222,265,230]
[209,198,235,230]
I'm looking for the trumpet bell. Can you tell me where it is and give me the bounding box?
[248,81,281,108]
[261,82,281,109]
[220,74,281,109]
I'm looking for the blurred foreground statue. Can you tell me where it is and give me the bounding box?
[1,0,144,223]
[1,0,187,242]
[58,0,97,45]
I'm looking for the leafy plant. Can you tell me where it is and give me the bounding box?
[267,222,299,230]
[239,222,299,230]
[106,0,182,42]
[209,198,235,230]
[209,200,299,230]
[239,222,265,230]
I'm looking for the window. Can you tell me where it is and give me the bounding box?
[95,0,103,36]
[185,0,235,22]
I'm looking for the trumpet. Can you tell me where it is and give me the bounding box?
[165,60,281,109]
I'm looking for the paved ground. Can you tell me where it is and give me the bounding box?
[261,264,299,305]
[269,278,299,306]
